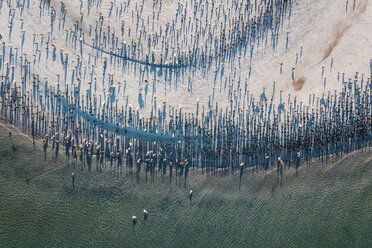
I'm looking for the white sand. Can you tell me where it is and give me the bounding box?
[0,0,370,117]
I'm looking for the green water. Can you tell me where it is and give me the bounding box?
[0,123,371,247]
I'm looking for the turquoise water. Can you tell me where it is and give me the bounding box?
[0,123,371,247]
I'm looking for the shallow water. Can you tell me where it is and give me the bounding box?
[0,123,371,247]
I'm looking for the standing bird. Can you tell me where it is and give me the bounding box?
[71,172,75,188]
[143,209,148,224]
[132,216,137,231]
